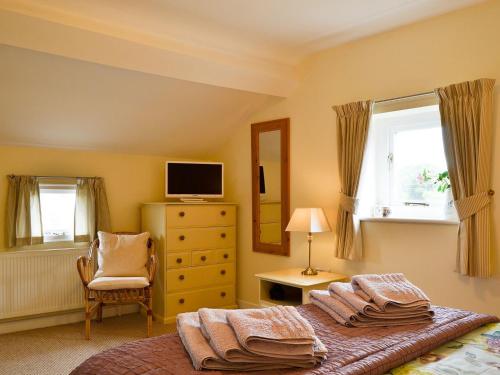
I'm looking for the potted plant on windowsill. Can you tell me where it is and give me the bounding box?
[419,169,453,214]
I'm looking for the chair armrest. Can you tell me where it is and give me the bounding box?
[147,253,158,286]
[77,255,91,286]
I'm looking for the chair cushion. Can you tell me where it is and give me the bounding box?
[88,276,150,290]
[95,231,150,278]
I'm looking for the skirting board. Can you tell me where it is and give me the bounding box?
[0,305,139,335]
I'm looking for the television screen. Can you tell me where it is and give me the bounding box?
[166,162,223,197]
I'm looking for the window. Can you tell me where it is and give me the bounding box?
[359,101,456,221]
[39,181,77,242]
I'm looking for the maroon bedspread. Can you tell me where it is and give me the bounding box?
[70,305,497,375]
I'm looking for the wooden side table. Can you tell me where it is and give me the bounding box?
[254,268,347,307]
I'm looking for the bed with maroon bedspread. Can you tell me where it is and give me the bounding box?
[70,304,498,375]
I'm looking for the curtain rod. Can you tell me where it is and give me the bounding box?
[375,91,435,104]
[8,174,100,179]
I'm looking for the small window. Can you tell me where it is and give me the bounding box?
[39,181,77,242]
[359,102,456,221]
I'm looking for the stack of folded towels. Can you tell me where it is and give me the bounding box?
[177,305,327,371]
[310,273,434,327]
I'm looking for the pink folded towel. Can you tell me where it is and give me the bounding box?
[176,312,298,371]
[309,290,433,327]
[226,305,326,360]
[198,308,322,367]
[328,282,433,318]
[351,273,431,311]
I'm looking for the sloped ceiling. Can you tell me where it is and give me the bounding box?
[1,0,484,65]
[0,0,486,157]
[0,45,279,157]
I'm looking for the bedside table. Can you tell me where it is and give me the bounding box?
[254,268,347,307]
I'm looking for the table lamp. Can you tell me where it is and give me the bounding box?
[286,208,331,276]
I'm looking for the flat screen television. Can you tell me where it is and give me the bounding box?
[165,161,224,198]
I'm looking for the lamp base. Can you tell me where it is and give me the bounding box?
[301,267,318,276]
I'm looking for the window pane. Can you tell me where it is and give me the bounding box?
[391,118,448,207]
[40,187,76,241]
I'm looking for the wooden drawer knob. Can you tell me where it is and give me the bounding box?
[220,269,226,275]
[179,211,185,217]
[179,274,185,281]
[223,253,229,259]
[201,255,207,261]
[220,210,226,216]
[176,258,182,264]
[179,235,185,241]
[179,298,184,304]
[220,291,226,297]
[220,233,226,239]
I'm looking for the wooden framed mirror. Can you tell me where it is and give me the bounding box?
[251,118,290,256]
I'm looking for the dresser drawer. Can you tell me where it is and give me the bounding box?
[192,250,217,266]
[260,222,282,243]
[260,203,281,223]
[166,285,236,317]
[166,205,236,228]
[166,227,235,251]
[214,248,235,263]
[166,263,235,292]
[166,252,191,269]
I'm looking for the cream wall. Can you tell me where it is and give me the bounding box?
[0,145,184,250]
[218,0,500,315]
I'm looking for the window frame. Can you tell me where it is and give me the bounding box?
[39,179,77,244]
[360,100,458,223]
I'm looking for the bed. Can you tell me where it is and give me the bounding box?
[70,304,498,375]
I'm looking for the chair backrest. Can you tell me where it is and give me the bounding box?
[89,232,154,270]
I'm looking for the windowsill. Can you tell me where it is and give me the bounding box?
[360,216,459,225]
[1,242,89,254]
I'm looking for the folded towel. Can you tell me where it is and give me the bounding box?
[351,273,431,311]
[226,305,323,359]
[328,282,433,319]
[176,312,297,371]
[198,308,257,362]
[309,290,350,327]
[309,290,433,327]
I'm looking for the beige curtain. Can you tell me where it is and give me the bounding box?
[6,175,43,247]
[333,100,373,260]
[435,78,495,277]
[74,177,111,243]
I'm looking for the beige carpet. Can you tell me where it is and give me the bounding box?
[0,313,177,375]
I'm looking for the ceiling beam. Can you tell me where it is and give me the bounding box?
[0,7,298,97]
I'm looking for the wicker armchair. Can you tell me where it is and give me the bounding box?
[76,232,157,340]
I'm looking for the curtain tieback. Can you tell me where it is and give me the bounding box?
[339,193,358,214]
[454,190,494,221]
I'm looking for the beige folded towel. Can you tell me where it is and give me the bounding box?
[309,290,433,327]
[198,308,259,362]
[177,312,299,371]
[328,282,433,319]
[199,308,325,367]
[226,305,323,359]
[351,273,431,311]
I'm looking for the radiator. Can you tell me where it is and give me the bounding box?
[0,248,87,320]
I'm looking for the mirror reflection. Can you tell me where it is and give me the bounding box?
[259,130,281,244]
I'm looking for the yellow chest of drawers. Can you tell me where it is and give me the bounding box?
[141,202,237,324]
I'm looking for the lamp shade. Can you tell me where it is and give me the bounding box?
[285,208,331,233]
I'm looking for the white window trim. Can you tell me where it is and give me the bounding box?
[359,216,459,225]
[39,179,78,244]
